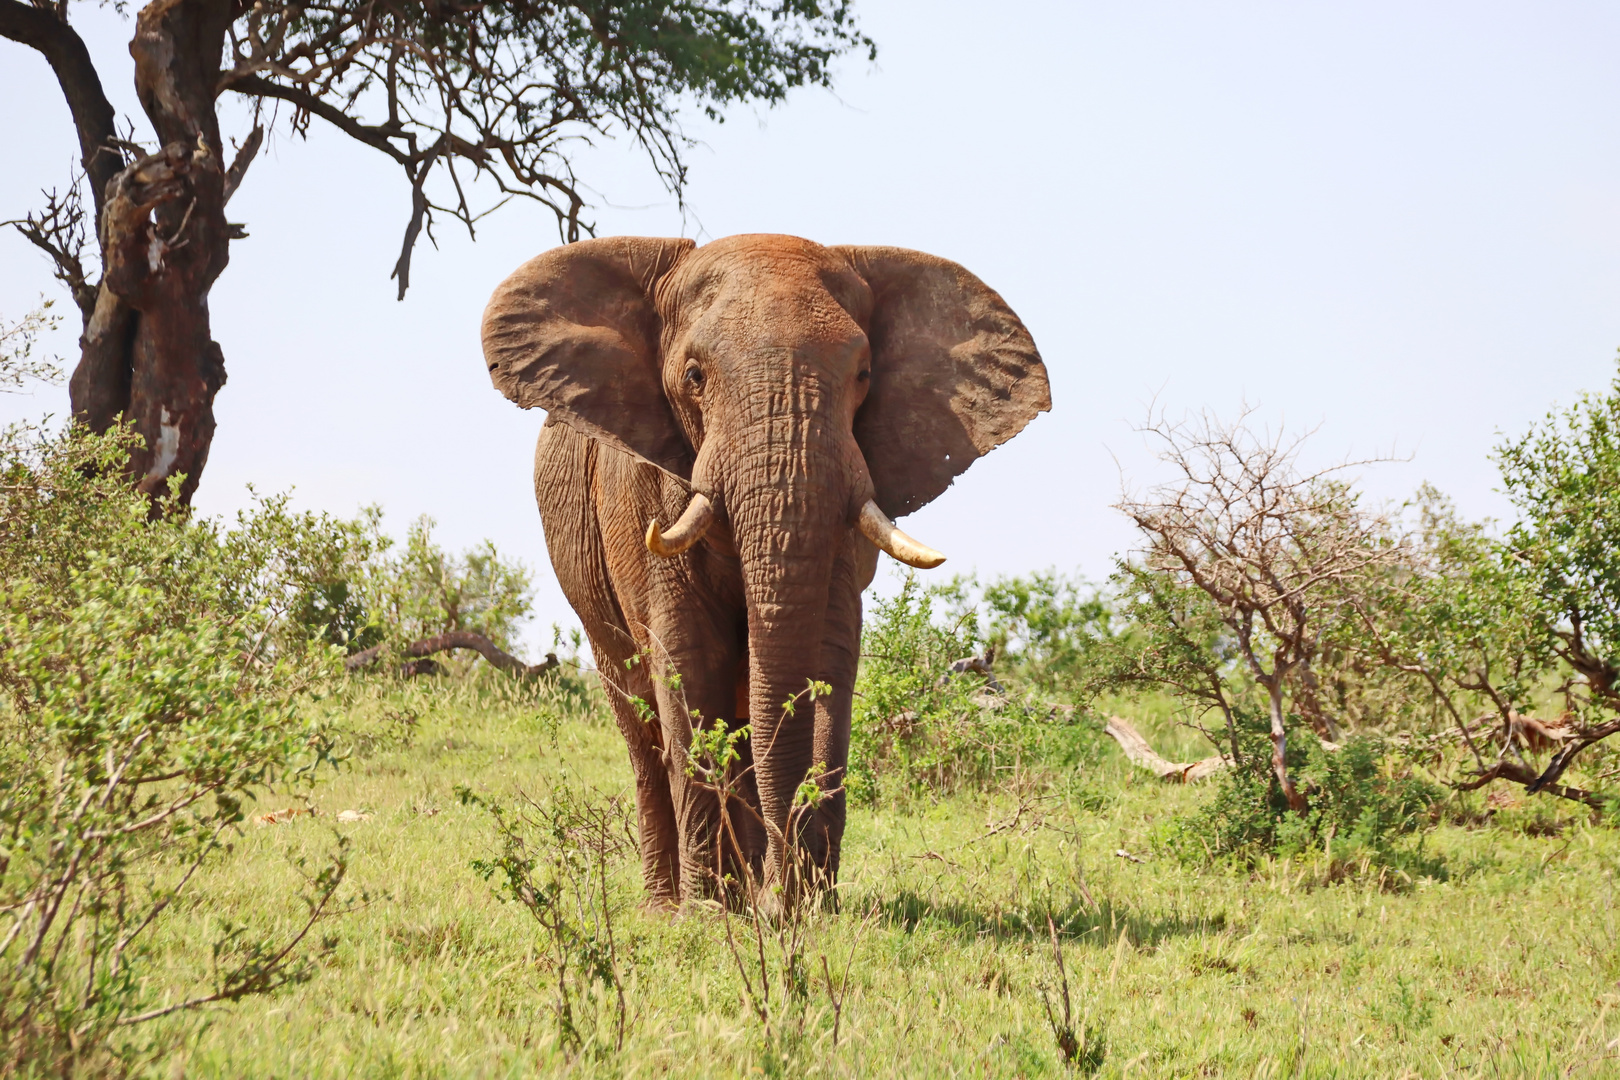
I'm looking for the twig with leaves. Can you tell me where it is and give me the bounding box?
[0,300,63,392]
[461,780,636,1059]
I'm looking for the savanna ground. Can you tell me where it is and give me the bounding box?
[139,672,1620,1079]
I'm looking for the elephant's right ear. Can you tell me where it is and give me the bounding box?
[481,236,696,476]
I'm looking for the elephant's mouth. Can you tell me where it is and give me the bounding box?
[646,491,944,569]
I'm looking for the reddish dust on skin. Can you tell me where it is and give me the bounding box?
[481,233,1050,904]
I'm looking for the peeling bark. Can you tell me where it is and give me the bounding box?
[4,0,240,508]
[103,0,237,506]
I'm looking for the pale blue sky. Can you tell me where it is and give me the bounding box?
[5,1,1620,656]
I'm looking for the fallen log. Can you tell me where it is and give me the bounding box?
[937,651,1005,694]
[345,631,560,679]
[1103,716,1231,783]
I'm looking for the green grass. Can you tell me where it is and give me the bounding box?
[136,675,1620,1078]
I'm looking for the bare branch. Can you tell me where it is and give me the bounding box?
[5,184,95,320]
[1453,758,1603,809]
[1103,715,1231,783]
[345,630,559,678]
[1117,406,1407,810]
[222,124,265,204]
[390,143,443,301]
[0,0,126,225]
[222,74,410,165]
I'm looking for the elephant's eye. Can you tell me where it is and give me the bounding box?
[857,368,871,383]
[685,364,705,391]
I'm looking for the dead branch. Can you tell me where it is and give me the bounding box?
[222,124,264,204]
[0,0,126,229]
[6,185,95,319]
[1103,716,1231,783]
[937,650,1004,693]
[1527,715,1620,797]
[1452,758,1603,810]
[345,631,559,678]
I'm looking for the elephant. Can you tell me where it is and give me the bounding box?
[480,233,1049,907]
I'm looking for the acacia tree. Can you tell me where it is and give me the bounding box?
[1,0,871,504]
[1115,407,1401,811]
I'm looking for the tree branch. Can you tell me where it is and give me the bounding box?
[1103,716,1231,783]
[390,143,442,300]
[221,73,411,165]
[222,123,264,204]
[0,0,124,224]
[1527,717,1620,797]
[1453,758,1603,809]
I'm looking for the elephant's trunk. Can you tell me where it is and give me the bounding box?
[715,370,857,893]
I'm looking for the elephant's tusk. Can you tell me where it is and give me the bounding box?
[856,499,946,569]
[646,493,715,557]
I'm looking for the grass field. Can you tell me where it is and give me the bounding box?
[138,673,1620,1079]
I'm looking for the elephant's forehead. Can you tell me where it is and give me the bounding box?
[693,232,828,265]
[664,234,872,327]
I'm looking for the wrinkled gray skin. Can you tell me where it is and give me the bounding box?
[481,234,1049,907]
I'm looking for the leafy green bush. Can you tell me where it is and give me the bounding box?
[979,570,1114,695]
[0,421,353,1074]
[1165,724,1439,872]
[364,514,535,653]
[1317,365,1620,810]
[850,574,1098,803]
[287,508,541,681]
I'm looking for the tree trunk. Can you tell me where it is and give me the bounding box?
[1264,679,1308,812]
[78,0,235,507]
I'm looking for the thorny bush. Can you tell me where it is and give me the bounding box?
[460,780,637,1061]
[0,419,358,1075]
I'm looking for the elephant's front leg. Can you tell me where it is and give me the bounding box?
[801,534,872,891]
[644,594,749,904]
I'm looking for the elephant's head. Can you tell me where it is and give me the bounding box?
[481,234,1048,865]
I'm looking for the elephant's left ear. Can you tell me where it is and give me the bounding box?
[834,246,1051,518]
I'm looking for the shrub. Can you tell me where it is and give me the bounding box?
[0,421,353,1074]
[1165,723,1439,871]
[0,300,61,392]
[1339,366,1620,806]
[460,780,636,1061]
[979,570,1114,695]
[850,574,1097,803]
[300,510,540,674]
[186,497,539,676]
[364,514,535,653]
